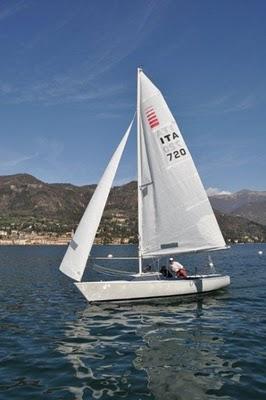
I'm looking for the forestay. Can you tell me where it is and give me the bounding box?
[60,119,134,281]
[138,70,226,257]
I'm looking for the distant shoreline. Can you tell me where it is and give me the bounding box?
[0,240,68,246]
[0,238,136,246]
[0,241,264,246]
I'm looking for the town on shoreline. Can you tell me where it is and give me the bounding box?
[0,231,264,246]
[0,231,135,246]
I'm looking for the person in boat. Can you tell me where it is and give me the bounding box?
[144,264,152,273]
[168,257,188,278]
[159,265,173,278]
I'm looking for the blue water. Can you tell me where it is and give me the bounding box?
[0,244,265,400]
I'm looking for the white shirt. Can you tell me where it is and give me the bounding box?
[169,261,184,273]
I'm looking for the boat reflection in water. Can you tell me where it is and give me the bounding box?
[57,295,241,400]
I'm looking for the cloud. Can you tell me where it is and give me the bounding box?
[5,79,126,105]
[95,112,121,120]
[0,0,26,21]
[0,152,38,169]
[0,137,64,177]
[21,4,83,50]
[35,137,64,162]
[0,83,13,94]
[223,95,255,113]
[180,93,256,117]
[0,0,169,105]
[206,187,232,196]
[0,56,127,107]
[74,1,165,78]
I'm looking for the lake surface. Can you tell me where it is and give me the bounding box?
[0,243,265,400]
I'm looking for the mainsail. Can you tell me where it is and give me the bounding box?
[137,70,226,257]
[60,119,134,281]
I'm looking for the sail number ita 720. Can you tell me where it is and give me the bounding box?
[156,128,187,166]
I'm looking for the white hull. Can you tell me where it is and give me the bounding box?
[75,275,230,303]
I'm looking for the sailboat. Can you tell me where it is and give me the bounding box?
[59,68,230,302]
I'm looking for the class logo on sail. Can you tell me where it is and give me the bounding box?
[145,107,159,129]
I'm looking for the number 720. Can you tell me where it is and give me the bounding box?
[166,148,186,161]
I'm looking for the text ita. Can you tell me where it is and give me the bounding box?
[159,131,179,144]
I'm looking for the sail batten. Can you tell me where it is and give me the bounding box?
[59,118,134,281]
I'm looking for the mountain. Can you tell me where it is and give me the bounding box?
[0,173,95,223]
[0,173,137,222]
[0,174,138,242]
[209,190,266,226]
[0,173,266,243]
[215,211,266,243]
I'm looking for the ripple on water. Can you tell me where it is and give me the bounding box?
[0,244,266,399]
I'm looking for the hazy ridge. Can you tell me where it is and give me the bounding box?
[0,174,265,243]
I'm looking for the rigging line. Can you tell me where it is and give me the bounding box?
[90,257,139,260]
[91,262,134,276]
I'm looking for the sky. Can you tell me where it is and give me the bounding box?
[0,0,265,193]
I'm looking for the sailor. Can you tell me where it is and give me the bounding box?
[169,257,188,278]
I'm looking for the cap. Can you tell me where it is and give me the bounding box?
[169,257,174,261]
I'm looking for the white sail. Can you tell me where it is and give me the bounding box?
[60,119,134,281]
[138,70,226,257]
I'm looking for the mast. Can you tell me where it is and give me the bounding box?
[137,67,143,275]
